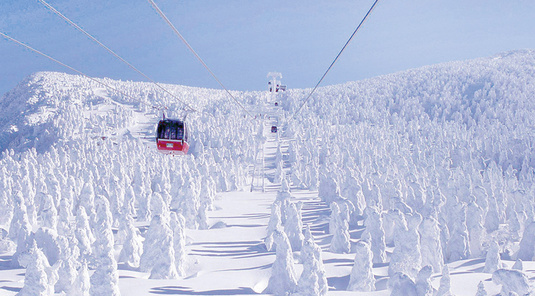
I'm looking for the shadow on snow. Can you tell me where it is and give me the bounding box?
[149,286,256,295]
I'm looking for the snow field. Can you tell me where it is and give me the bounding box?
[1,50,535,295]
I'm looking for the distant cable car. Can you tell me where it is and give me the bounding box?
[156,119,189,155]
[271,125,278,133]
[274,102,278,106]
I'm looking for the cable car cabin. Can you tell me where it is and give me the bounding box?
[274,102,278,106]
[156,119,189,155]
[271,126,278,133]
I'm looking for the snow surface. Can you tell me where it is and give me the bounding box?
[1,50,535,295]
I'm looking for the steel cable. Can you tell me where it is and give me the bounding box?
[291,0,381,120]
[147,0,253,118]
[37,0,197,113]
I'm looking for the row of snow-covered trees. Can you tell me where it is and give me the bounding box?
[264,178,328,296]
[0,71,262,294]
[269,50,535,293]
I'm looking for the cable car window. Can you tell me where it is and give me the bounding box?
[164,126,171,139]
[157,124,164,139]
[169,127,177,139]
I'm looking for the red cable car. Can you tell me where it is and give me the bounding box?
[156,119,189,155]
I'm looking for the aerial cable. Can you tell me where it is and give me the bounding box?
[147,0,253,118]
[291,0,381,120]
[37,0,197,113]
[1,31,217,131]
[0,31,144,104]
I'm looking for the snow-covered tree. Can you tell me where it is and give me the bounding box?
[139,215,178,279]
[475,281,487,296]
[90,195,120,296]
[199,175,216,211]
[341,171,365,222]
[445,203,469,262]
[296,226,327,296]
[197,201,209,230]
[69,260,90,296]
[276,178,292,224]
[54,236,78,294]
[318,172,339,204]
[74,206,93,263]
[419,216,444,274]
[78,180,95,217]
[284,202,304,251]
[265,230,297,296]
[17,241,55,296]
[178,176,200,229]
[40,192,58,231]
[389,212,422,279]
[21,174,36,225]
[122,185,136,218]
[347,239,375,292]
[436,265,453,296]
[492,269,532,296]
[118,214,143,269]
[517,221,535,261]
[9,190,31,242]
[484,198,500,234]
[389,272,417,296]
[34,227,61,266]
[362,207,386,263]
[0,168,13,226]
[329,202,351,254]
[11,192,33,268]
[57,197,72,236]
[136,179,151,223]
[466,199,484,258]
[170,212,187,277]
[329,202,341,235]
[150,186,168,220]
[383,209,405,246]
[483,241,502,273]
[265,202,282,251]
[274,159,285,184]
[415,265,434,296]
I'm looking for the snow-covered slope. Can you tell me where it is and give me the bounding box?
[1,50,535,295]
[0,71,261,153]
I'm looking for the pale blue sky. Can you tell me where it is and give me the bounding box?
[1,0,535,97]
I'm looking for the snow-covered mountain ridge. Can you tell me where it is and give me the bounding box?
[2,49,534,157]
[0,70,258,153]
[282,49,535,171]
